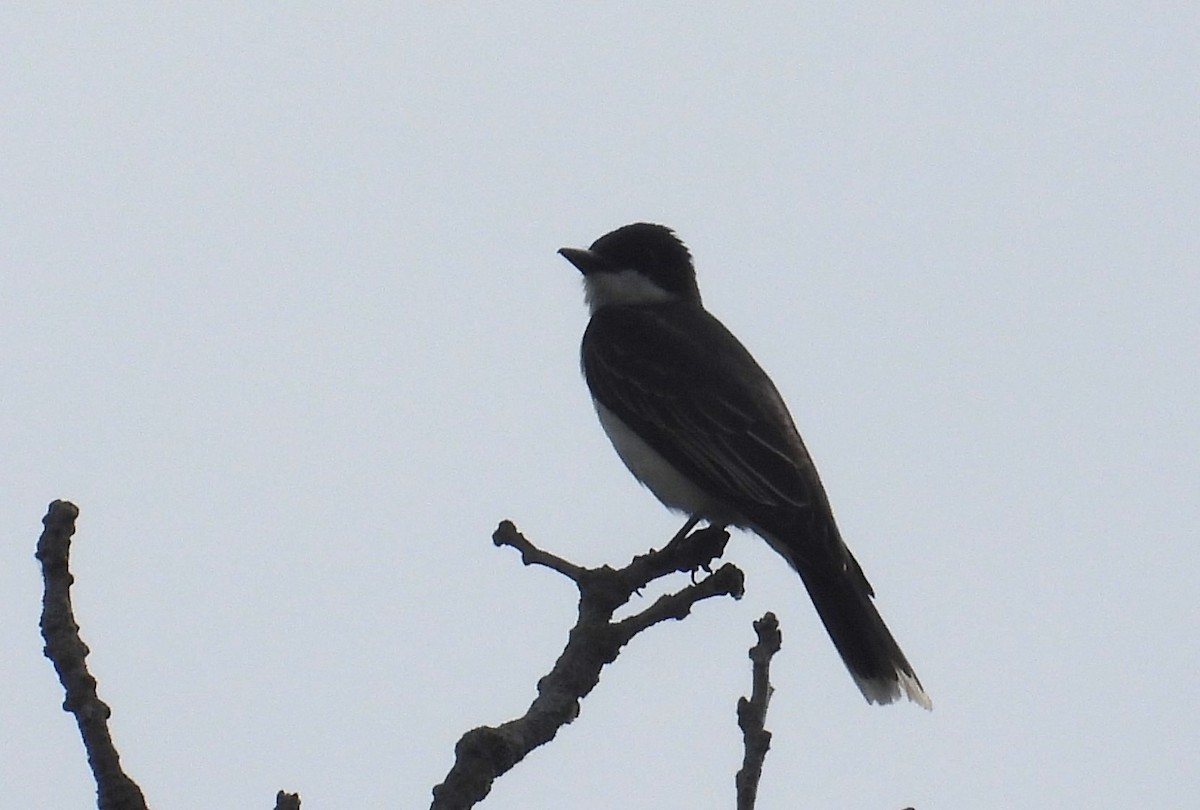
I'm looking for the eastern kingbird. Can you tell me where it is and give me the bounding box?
[559,223,930,708]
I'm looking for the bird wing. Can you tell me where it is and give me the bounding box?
[581,302,837,533]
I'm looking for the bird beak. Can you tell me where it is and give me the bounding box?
[558,247,608,276]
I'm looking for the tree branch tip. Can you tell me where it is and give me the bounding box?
[36,501,81,566]
[751,612,782,654]
[714,563,746,600]
[492,520,521,548]
[274,790,302,810]
[46,499,80,520]
[735,610,779,810]
[491,520,589,582]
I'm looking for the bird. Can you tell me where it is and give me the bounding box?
[558,222,930,708]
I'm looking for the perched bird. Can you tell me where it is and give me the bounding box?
[559,223,929,708]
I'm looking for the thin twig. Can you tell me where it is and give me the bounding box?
[735,612,782,810]
[613,564,744,642]
[493,520,588,580]
[36,500,149,810]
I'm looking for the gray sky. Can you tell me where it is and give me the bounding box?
[4,4,1197,808]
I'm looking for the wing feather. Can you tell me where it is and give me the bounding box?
[582,303,832,527]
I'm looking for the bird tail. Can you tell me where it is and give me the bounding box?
[795,557,931,709]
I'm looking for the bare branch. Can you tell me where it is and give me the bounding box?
[36,500,149,810]
[493,520,587,580]
[613,563,744,643]
[735,612,782,810]
[431,521,743,809]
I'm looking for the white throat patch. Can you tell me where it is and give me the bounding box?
[584,269,678,312]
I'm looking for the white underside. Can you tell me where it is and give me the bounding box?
[594,400,740,525]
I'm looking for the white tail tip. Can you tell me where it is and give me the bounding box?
[854,670,933,710]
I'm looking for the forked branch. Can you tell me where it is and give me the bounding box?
[430,520,745,810]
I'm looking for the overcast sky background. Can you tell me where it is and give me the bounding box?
[3,4,1198,808]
